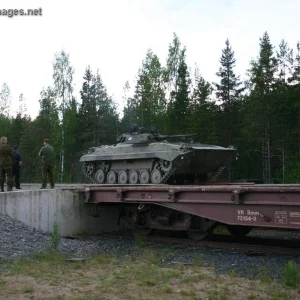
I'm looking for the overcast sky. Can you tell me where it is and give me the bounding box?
[0,0,299,118]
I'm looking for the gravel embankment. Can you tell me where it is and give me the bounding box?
[0,213,52,259]
[1,213,300,280]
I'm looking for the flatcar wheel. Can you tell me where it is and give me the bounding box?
[95,169,105,184]
[118,170,128,184]
[107,171,117,184]
[187,215,212,241]
[151,169,162,184]
[227,225,252,238]
[139,170,150,184]
[129,170,139,184]
[187,229,209,241]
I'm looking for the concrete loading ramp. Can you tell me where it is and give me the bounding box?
[0,184,126,237]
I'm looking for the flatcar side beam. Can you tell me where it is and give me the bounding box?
[80,184,300,230]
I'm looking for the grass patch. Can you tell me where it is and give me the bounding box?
[161,268,178,282]
[0,249,299,300]
[258,267,272,284]
[194,252,202,267]
[228,268,237,278]
[284,260,300,287]
[50,220,60,250]
[0,279,6,290]
[23,286,34,293]
[208,287,229,300]
[267,282,293,300]
[182,273,199,283]
[163,284,173,293]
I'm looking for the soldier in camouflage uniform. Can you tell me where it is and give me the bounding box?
[38,139,54,189]
[0,136,13,192]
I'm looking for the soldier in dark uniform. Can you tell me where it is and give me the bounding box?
[12,144,23,189]
[38,138,54,189]
[0,136,13,192]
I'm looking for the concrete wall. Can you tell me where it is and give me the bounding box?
[0,188,126,237]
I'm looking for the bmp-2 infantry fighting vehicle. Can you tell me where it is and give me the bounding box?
[80,125,237,185]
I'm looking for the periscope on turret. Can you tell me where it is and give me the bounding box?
[79,125,237,185]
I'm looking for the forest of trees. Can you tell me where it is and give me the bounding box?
[1,31,300,184]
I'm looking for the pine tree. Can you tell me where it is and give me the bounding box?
[214,39,244,146]
[189,66,219,143]
[168,48,191,133]
[63,97,79,182]
[93,69,119,144]
[247,32,278,183]
[79,67,119,149]
[79,66,98,148]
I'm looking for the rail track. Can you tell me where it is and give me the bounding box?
[100,231,300,256]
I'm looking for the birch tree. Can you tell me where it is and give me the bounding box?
[0,83,11,116]
[52,50,74,183]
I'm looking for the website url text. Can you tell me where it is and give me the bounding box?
[0,8,42,18]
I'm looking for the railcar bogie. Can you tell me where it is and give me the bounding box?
[117,203,216,240]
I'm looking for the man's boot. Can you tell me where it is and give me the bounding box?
[7,185,12,192]
[1,185,4,192]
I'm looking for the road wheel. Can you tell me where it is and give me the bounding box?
[129,170,139,184]
[118,170,128,184]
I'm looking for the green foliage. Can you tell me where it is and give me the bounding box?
[243,32,279,182]
[20,87,61,183]
[214,39,244,147]
[79,67,119,149]
[123,49,166,131]
[50,221,60,250]
[188,67,220,144]
[284,261,300,287]
[52,50,75,183]
[167,48,191,133]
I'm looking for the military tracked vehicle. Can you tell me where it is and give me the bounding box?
[79,125,237,185]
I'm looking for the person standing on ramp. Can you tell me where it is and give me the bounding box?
[0,136,13,192]
[12,144,23,189]
[39,139,55,189]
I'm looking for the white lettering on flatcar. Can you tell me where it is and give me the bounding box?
[237,216,257,222]
[247,210,260,216]
[290,221,300,225]
[275,211,287,224]
[290,212,300,218]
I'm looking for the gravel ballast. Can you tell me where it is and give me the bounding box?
[1,213,300,280]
